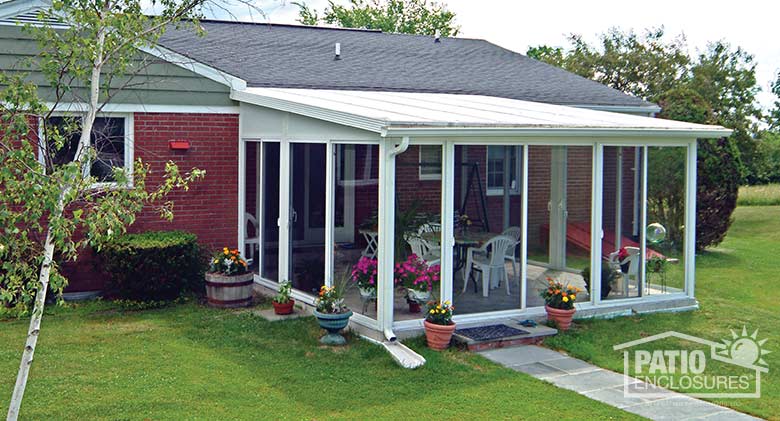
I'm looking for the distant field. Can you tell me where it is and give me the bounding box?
[738,183,780,206]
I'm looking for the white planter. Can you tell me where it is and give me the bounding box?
[359,287,377,300]
[407,288,431,303]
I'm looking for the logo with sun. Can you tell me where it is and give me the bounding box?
[717,326,771,369]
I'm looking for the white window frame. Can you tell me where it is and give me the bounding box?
[38,112,134,188]
[418,144,442,180]
[486,145,521,196]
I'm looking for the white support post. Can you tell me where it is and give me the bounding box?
[238,138,246,254]
[441,142,455,304]
[324,141,335,287]
[615,147,623,249]
[590,144,604,305]
[684,141,698,298]
[639,146,648,295]
[377,140,397,338]
[520,145,529,310]
[278,139,291,283]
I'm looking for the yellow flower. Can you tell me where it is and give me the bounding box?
[571,294,576,300]
[562,296,569,303]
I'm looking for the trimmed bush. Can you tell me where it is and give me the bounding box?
[97,231,204,301]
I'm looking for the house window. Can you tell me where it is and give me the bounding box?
[487,145,521,195]
[43,115,132,183]
[418,145,442,180]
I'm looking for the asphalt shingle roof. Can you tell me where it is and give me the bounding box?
[158,21,654,108]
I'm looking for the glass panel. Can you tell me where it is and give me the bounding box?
[453,145,524,315]
[44,116,125,181]
[525,145,591,307]
[601,146,644,300]
[645,146,686,295]
[90,117,125,181]
[395,144,442,321]
[289,143,326,295]
[260,142,280,280]
[418,145,442,179]
[335,144,380,320]
[244,142,259,269]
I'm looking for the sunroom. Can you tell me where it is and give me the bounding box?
[234,88,730,340]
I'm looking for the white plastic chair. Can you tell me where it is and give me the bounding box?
[464,235,515,297]
[245,212,259,264]
[608,246,640,296]
[417,223,442,254]
[501,226,522,277]
[406,236,441,266]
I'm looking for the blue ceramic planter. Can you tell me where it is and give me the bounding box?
[313,309,353,345]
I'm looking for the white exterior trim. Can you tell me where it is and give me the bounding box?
[591,144,604,304]
[46,102,239,114]
[685,141,697,297]
[384,127,730,138]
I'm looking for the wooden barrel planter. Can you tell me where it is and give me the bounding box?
[205,272,254,308]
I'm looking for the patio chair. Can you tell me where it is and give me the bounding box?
[245,212,259,264]
[417,223,442,254]
[406,236,441,266]
[464,235,515,297]
[608,246,640,296]
[501,226,522,277]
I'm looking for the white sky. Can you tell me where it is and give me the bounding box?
[218,0,780,111]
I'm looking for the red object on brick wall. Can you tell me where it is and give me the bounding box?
[62,112,240,292]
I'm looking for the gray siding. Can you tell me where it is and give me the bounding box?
[0,25,235,107]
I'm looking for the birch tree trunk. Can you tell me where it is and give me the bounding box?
[6,15,106,421]
[6,209,60,421]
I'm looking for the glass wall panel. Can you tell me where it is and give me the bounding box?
[525,145,592,307]
[452,144,524,315]
[288,142,326,295]
[645,146,686,295]
[260,141,280,280]
[601,146,644,300]
[394,144,443,321]
[334,144,380,320]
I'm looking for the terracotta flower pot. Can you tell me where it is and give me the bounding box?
[545,305,576,331]
[408,300,422,313]
[424,320,457,350]
[272,299,295,315]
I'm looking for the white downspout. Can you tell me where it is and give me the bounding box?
[378,136,409,342]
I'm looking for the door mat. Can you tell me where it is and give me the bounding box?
[455,324,529,341]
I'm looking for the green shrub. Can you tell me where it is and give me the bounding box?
[97,231,204,301]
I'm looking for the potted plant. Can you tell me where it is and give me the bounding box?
[272,280,294,315]
[423,300,456,350]
[312,276,353,345]
[394,254,440,313]
[205,247,253,308]
[351,256,378,300]
[581,265,617,299]
[540,277,581,331]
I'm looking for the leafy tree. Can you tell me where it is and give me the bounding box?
[294,0,459,36]
[528,28,757,250]
[770,72,780,131]
[0,0,213,418]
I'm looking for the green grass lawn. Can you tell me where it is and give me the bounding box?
[0,301,639,420]
[544,206,780,420]
[738,183,780,206]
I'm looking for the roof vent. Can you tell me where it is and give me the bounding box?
[434,30,441,43]
[334,42,341,60]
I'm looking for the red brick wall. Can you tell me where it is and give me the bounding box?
[62,112,239,291]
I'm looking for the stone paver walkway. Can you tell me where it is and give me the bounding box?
[479,345,761,421]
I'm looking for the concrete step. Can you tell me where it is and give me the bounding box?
[453,320,557,352]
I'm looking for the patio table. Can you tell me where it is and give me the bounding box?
[420,230,495,272]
